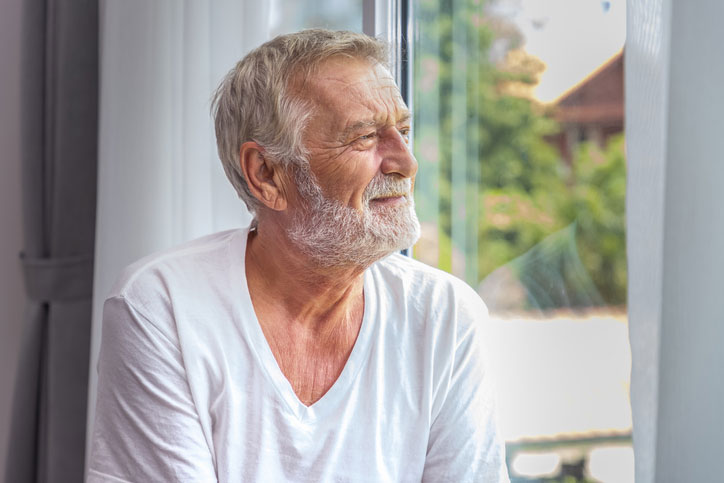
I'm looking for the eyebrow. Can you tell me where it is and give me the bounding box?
[339,111,412,142]
[340,120,377,141]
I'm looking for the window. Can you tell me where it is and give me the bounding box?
[269,0,363,35]
[409,0,630,480]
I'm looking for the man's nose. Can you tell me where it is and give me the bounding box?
[379,128,418,179]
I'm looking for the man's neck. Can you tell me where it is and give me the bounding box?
[244,219,370,406]
[244,220,367,334]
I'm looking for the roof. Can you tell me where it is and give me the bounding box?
[553,50,624,125]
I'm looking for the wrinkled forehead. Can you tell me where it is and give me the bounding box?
[294,57,406,121]
[291,55,394,92]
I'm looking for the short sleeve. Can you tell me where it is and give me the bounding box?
[422,294,509,483]
[87,296,217,482]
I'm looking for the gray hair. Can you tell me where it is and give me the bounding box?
[212,29,389,214]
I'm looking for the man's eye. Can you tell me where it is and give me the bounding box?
[399,127,411,143]
[358,132,376,141]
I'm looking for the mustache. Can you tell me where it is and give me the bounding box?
[363,174,412,203]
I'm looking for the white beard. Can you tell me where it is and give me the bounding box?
[286,167,421,268]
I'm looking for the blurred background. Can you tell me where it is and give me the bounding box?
[2,1,724,482]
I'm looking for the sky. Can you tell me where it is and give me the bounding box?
[497,0,626,102]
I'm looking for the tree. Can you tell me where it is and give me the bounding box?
[564,134,627,306]
[412,0,627,309]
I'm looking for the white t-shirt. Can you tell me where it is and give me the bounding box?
[87,228,508,482]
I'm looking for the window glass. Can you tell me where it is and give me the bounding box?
[269,0,363,36]
[411,1,630,481]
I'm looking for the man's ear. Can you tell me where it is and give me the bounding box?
[239,142,288,211]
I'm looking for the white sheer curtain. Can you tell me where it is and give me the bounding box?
[626,0,669,481]
[628,1,724,481]
[86,0,269,467]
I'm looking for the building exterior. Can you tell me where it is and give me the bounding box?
[548,50,624,164]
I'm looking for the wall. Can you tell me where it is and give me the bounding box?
[0,0,27,476]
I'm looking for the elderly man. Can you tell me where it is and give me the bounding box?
[88,30,508,482]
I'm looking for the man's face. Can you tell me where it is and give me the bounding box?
[285,57,420,267]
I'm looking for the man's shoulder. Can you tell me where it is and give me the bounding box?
[372,253,487,314]
[373,252,477,291]
[109,228,245,301]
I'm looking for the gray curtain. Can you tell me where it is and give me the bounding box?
[4,0,98,482]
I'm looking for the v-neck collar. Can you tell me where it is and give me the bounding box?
[229,228,376,422]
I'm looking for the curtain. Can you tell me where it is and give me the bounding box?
[85,0,265,465]
[626,1,668,482]
[4,1,98,482]
[628,1,724,480]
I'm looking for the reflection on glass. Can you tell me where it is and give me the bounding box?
[411,0,629,481]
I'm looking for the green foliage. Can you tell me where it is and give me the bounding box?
[565,135,628,306]
[412,0,627,307]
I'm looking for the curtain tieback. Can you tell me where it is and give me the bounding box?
[20,253,94,302]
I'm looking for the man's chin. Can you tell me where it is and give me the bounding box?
[369,209,421,255]
[287,196,421,269]
[393,219,422,253]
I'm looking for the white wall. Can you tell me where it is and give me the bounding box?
[0,0,27,476]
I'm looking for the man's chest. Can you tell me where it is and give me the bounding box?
[261,322,362,406]
[177,298,438,482]
[198,345,431,483]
